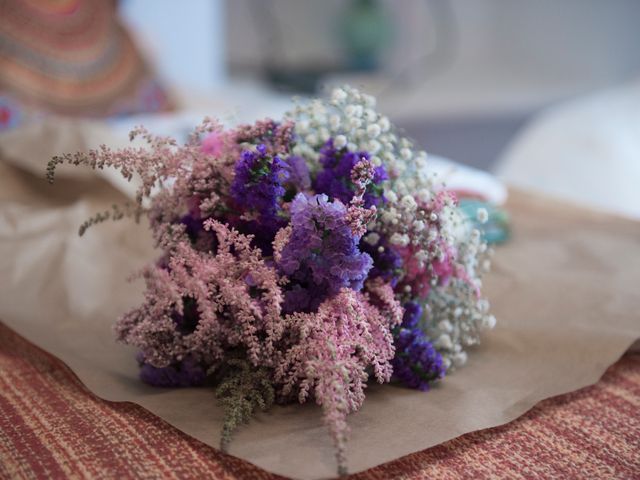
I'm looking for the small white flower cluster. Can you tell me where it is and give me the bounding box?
[423,229,495,370]
[286,85,433,196]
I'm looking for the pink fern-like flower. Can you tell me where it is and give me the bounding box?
[275,283,401,473]
[115,220,284,369]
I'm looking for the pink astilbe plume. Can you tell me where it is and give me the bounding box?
[115,220,285,369]
[233,118,295,155]
[48,118,221,202]
[275,284,402,474]
[46,118,237,241]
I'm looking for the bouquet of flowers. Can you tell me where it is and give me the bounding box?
[48,86,495,475]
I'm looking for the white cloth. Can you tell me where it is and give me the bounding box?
[496,80,640,219]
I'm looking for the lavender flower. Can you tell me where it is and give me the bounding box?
[277,193,373,312]
[313,139,387,208]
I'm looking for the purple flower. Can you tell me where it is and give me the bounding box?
[283,155,311,193]
[231,144,287,219]
[313,139,387,208]
[400,301,422,329]
[359,234,403,287]
[138,353,206,388]
[392,326,445,391]
[282,284,313,313]
[230,144,289,253]
[278,193,373,312]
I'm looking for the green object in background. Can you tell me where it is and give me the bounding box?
[458,199,510,244]
[341,0,392,71]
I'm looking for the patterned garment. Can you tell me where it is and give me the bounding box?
[0,0,173,131]
[0,320,638,479]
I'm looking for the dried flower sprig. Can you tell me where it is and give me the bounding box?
[216,359,275,451]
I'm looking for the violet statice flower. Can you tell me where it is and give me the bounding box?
[279,284,312,314]
[230,144,289,254]
[138,353,206,388]
[392,325,446,391]
[400,301,422,329]
[313,139,387,208]
[277,193,373,312]
[231,144,287,219]
[360,234,403,287]
[283,155,311,193]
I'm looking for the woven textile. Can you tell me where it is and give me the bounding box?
[0,0,173,129]
[0,321,638,479]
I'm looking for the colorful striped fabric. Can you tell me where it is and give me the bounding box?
[0,0,173,130]
[0,320,638,479]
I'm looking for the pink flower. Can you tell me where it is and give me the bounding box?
[275,280,401,473]
[396,242,456,299]
[201,131,227,157]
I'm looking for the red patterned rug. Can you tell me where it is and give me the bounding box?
[0,321,638,479]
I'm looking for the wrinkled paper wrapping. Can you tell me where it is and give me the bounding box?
[1,158,639,479]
